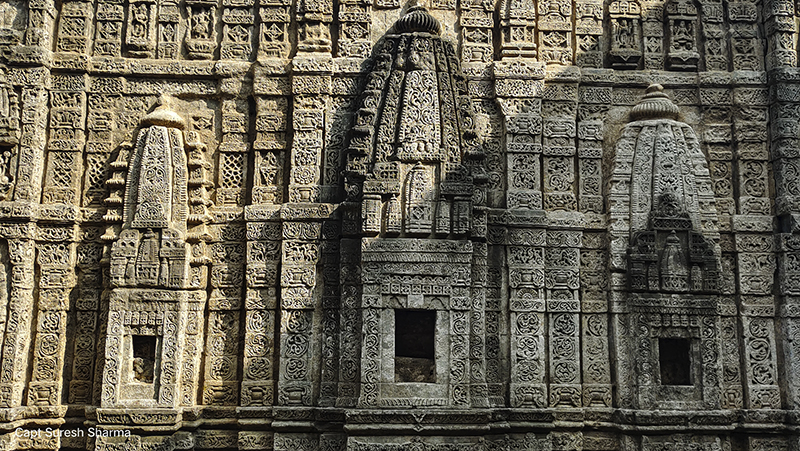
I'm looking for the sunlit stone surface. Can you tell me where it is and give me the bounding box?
[0,0,796,449]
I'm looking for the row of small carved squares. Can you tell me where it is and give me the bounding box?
[39,0,766,67]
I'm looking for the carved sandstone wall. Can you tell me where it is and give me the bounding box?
[0,0,796,450]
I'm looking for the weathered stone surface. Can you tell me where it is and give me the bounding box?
[0,0,795,449]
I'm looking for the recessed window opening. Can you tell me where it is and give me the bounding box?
[659,337,692,385]
[132,335,157,383]
[395,309,436,383]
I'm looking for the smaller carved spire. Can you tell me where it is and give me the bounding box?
[629,84,680,121]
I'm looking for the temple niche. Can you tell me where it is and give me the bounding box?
[343,5,488,409]
[102,99,207,411]
[608,84,725,410]
[608,0,642,69]
[665,0,701,70]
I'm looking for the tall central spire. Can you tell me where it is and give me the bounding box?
[344,5,483,238]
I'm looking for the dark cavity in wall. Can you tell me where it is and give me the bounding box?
[395,309,436,383]
[659,337,692,386]
[132,335,157,384]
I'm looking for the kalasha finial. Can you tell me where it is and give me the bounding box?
[629,83,680,121]
[142,94,186,129]
[395,3,441,35]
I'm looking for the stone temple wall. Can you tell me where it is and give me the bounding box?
[0,0,796,449]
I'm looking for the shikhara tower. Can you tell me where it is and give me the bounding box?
[0,0,796,450]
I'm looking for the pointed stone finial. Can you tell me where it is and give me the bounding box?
[142,94,186,129]
[629,83,680,121]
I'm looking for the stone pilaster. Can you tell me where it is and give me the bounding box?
[335,0,371,58]
[68,228,104,405]
[14,78,48,204]
[241,215,280,407]
[700,0,727,71]
[93,0,124,57]
[202,235,245,405]
[484,229,505,406]
[460,0,493,64]
[641,0,664,69]
[43,74,86,207]
[580,232,612,408]
[507,226,547,408]
[277,208,329,406]
[336,234,361,407]
[220,0,255,60]
[728,0,763,71]
[318,220,340,406]
[740,296,781,408]
[28,229,77,407]
[763,0,797,69]
[546,230,582,407]
[0,237,35,407]
[256,0,291,59]
[574,0,603,68]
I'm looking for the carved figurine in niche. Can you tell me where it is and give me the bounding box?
[615,19,634,49]
[135,228,159,285]
[298,22,331,52]
[665,0,699,70]
[191,8,211,39]
[609,0,642,68]
[132,336,156,383]
[672,20,694,51]
[404,163,435,235]
[132,358,153,382]
[185,4,216,59]
[660,230,688,291]
[130,4,148,39]
[126,1,155,57]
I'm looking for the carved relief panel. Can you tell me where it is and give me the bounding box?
[537,0,573,65]
[186,0,218,59]
[665,0,700,70]
[608,0,642,68]
[126,0,157,57]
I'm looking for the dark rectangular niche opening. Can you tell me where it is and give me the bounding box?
[659,337,692,386]
[132,335,157,384]
[395,309,436,383]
